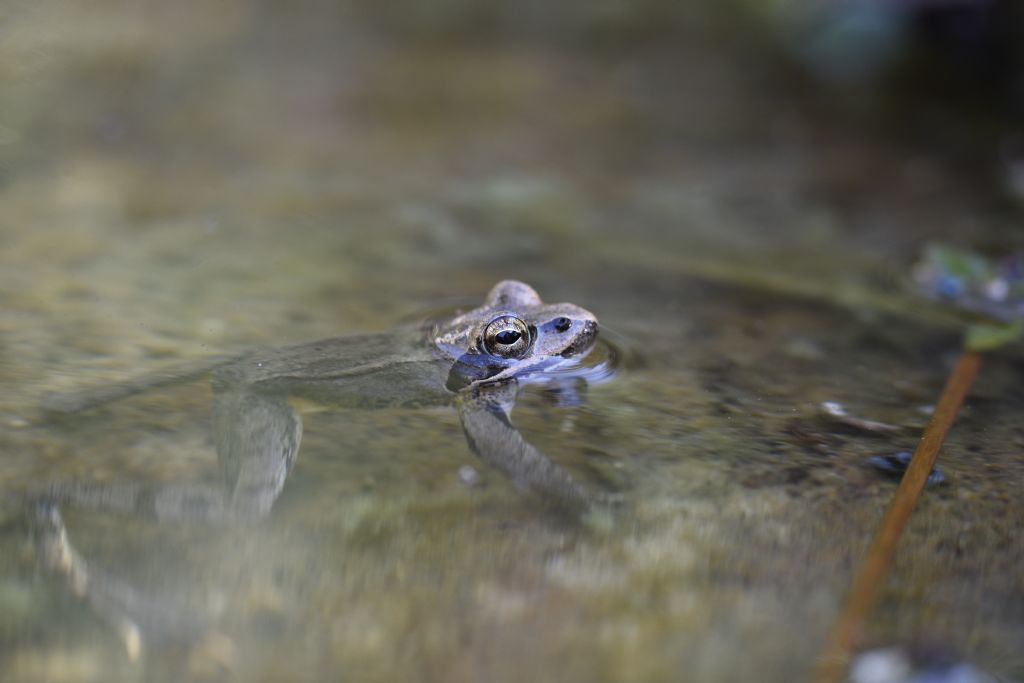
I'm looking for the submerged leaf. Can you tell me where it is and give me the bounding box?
[922,243,990,283]
[964,319,1024,351]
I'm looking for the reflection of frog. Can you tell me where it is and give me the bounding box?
[32,280,614,653]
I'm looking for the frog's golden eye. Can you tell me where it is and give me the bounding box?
[482,315,532,358]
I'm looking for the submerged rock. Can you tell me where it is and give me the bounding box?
[850,646,1014,683]
[867,451,946,485]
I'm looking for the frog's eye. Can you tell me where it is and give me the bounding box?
[482,315,532,358]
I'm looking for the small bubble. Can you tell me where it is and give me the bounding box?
[458,465,480,486]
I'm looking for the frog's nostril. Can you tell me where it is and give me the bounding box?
[554,317,572,333]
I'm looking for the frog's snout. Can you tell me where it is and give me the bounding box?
[559,319,598,358]
[577,319,598,340]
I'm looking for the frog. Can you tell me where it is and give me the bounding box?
[29,280,615,653]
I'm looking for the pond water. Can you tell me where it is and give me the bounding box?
[1,2,1023,682]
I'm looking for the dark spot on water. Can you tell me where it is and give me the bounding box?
[785,467,810,484]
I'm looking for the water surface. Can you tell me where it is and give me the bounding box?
[1,2,1023,681]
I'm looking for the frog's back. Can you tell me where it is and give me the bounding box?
[212,331,453,409]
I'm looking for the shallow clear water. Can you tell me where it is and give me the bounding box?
[2,2,1023,682]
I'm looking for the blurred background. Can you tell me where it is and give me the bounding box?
[1,1,1023,682]
[2,0,1024,356]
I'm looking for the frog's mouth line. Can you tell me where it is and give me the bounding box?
[515,336,619,388]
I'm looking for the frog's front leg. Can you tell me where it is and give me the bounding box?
[456,381,595,508]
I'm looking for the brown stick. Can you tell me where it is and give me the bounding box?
[813,350,982,683]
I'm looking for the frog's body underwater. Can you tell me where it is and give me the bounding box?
[31,281,612,651]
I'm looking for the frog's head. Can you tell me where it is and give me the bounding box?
[434,280,599,387]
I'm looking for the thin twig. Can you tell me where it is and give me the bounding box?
[813,350,982,683]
